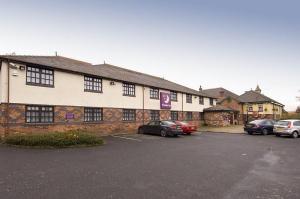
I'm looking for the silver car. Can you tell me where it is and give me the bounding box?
[274,119,300,138]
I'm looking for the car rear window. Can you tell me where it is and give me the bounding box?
[250,120,264,124]
[276,121,290,126]
[293,121,300,126]
[178,121,189,125]
[161,121,176,125]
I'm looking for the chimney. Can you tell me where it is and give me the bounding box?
[199,85,202,92]
[219,91,225,97]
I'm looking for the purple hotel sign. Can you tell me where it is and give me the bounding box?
[160,92,171,109]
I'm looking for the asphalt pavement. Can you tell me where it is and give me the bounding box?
[0,132,299,199]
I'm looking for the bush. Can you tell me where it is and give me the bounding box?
[3,131,104,148]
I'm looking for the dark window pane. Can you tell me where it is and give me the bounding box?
[123,83,135,96]
[25,105,54,123]
[186,112,193,120]
[26,66,54,86]
[150,88,159,99]
[171,91,177,101]
[171,111,178,121]
[150,110,160,121]
[84,108,103,122]
[84,76,102,92]
[186,94,192,103]
[122,109,136,121]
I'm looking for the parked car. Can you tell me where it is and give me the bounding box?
[138,120,183,137]
[244,119,275,135]
[174,121,197,135]
[274,119,300,138]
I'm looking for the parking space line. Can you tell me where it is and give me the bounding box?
[111,135,142,142]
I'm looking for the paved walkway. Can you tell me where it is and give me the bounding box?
[199,125,244,134]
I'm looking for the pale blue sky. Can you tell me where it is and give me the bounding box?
[0,0,299,111]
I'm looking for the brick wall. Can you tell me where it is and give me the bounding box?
[204,111,232,127]
[219,98,243,124]
[0,103,202,136]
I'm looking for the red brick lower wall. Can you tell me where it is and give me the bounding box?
[204,111,232,127]
[0,103,202,136]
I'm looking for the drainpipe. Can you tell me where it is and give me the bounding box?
[4,59,10,137]
[181,93,184,120]
[142,86,145,125]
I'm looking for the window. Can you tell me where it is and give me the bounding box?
[26,66,54,87]
[248,106,253,112]
[123,83,135,96]
[123,109,136,121]
[186,94,192,103]
[84,108,103,122]
[25,105,54,123]
[293,121,300,126]
[150,88,159,99]
[84,76,102,92]
[186,112,193,121]
[171,111,178,121]
[209,98,214,105]
[258,104,263,112]
[199,96,204,105]
[150,110,160,121]
[199,112,204,120]
[171,91,178,101]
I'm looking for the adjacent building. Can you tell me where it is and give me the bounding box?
[203,85,284,125]
[238,86,284,121]
[202,87,243,124]
[0,55,216,136]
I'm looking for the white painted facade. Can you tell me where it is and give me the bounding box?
[0,61,216,111]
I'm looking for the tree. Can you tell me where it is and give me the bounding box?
[296,106,300,113]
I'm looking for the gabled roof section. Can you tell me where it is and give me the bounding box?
[238,90,284,106]
[204,105,237,112]
[202,87,240,102]
[0,55,214,98]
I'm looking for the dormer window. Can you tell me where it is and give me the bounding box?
[26,66,54,87]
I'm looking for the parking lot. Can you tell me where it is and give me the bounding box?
[0,132,300,199]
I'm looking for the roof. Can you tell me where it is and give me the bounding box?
[204,105,236,112]
[202,87,240,103]
[237,90,284,106]
[0,55,214,98]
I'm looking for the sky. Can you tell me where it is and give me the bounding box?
[0,0,299,111]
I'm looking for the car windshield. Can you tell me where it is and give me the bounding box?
[161,121,176,125]
[276,121,290,126]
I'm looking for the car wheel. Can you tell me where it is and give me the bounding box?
[160,130,167,137]
[262,129,268,136]
[291,131,298,139]
[247,131,252,135]
[275,134,280,137]
[138,128,143,134]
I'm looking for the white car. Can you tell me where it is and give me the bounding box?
[274,119,300,138]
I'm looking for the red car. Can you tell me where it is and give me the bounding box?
[174,121,197,134]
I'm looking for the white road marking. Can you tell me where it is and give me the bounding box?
[111,135,142,142]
